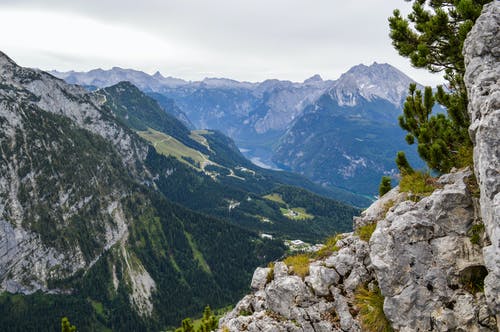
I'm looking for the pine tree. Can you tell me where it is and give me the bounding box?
[395,151,414,175]
[181,318,194,332]
[199,305,218,332]
[61,317,76,332]
[379,176,393,197]
[389,0,491,172]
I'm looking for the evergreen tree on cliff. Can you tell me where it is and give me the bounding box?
[389,0,492,172]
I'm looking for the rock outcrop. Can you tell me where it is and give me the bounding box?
[219,233,370,332]
[371,169,494,331]
[219,169,497,331]
[464,1,500,323]
[219,5,500,329]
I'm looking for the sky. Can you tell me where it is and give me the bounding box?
[0,0,444,86]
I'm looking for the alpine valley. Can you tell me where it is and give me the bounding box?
[2,1,498,332]
[52,62,426,198]
[0,51,360,331]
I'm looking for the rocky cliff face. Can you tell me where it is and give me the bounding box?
[218,3,500,331]
[218,169,497,331]
[464,1,500,325]
[0,51,152,303]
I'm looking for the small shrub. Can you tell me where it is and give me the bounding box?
[239,309,252,317]
[399,171,438,201]
[379,176,392,197]
[314,234,343,259]
[354,285,393,332]
[468,223,485,245]
[283,254,310,279]
[266,262,275,284]
[460,265,488,294]
[465,174,480,198]
[356,223,377,242]
[456,145,474,169]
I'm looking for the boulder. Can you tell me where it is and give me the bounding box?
[251,267,271,290]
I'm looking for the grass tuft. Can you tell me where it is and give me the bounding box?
[314,234,343,259]
[468,223,484,245]
[356,223,377,242]
[381,200,395,218]
[354,284,393,332]
[266,262,275,284]
[465,173,480,198]
[399,171,438,201]
[283,254,310,279]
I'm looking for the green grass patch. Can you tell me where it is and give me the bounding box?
[356,223,377,242]
[399,171,438,201]
[468,223,485,245]
[189,130,213,151]
[138,128,207,170]
[283,254,310,279]
[465,173,480,198]
[263,193,286,205]
[90,300,104,316]
[184,232,211,274]
[314,234,343,259]
[354,284,393,332]
[280,207,314,220]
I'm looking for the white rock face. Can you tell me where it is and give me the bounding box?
[370,169,495,331]
[0,52,144,296]
[251,267,271,290]
[0,55,148,168]
[120,244,156,316]
[0,219,83,293]
[463,1,500,323]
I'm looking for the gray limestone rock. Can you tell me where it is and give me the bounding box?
[464,1,500,322]
[371,169,494,331]
[273,262,289,279]
[265,276,314,319]
[251,267,271,290]
[305,264,340,296]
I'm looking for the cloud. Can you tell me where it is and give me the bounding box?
[0,0,444,86]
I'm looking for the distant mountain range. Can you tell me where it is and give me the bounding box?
[51,62,424,197]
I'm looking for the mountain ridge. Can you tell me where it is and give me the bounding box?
[51,61,421,198]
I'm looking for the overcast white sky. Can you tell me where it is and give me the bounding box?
[0,0,444,86]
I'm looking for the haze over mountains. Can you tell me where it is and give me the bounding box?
[52,62,423,197]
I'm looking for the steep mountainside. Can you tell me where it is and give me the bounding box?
[272,64,424,196]
[217,3,500,331]
[96,81,363,240]
[0,52,287,331]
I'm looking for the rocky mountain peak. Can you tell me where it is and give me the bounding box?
[0,51,16,67]
[303,74,323,84]
[329,62,416,107]
[153,70,164,79]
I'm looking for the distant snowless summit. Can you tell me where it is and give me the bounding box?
[50,61,413,97]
